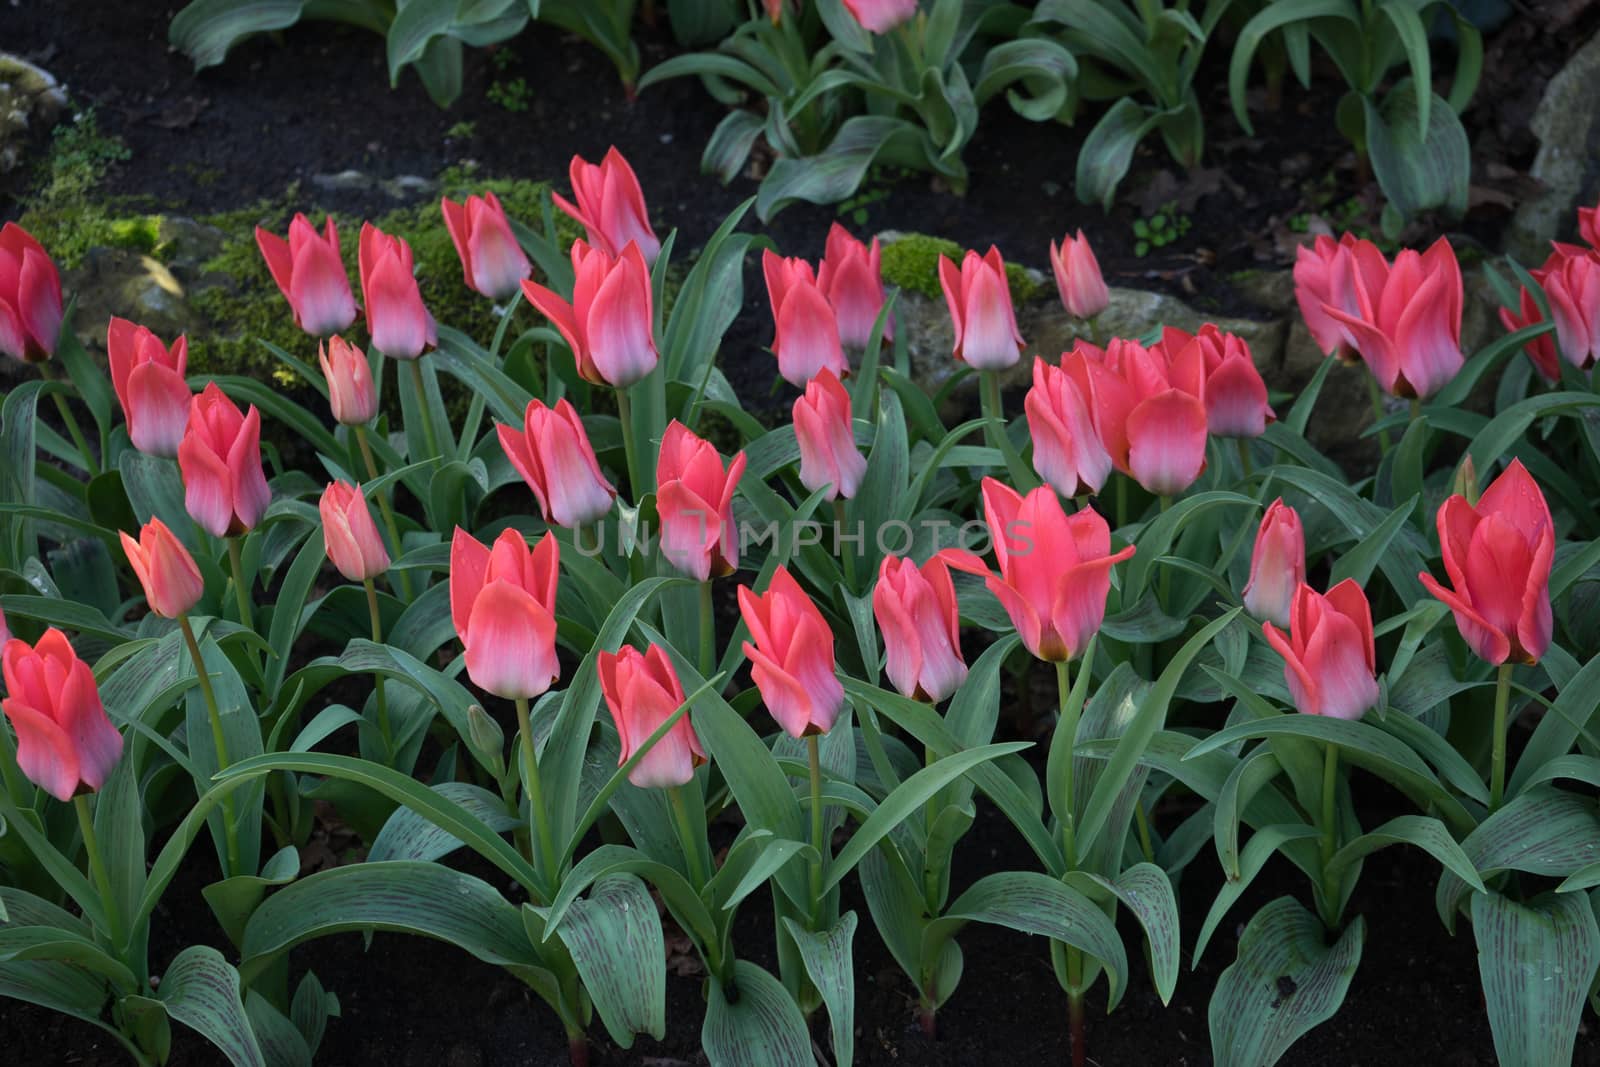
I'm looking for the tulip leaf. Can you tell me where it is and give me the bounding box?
[756,116,926,221]
[1472,890,1600,1067]
[432,329,536,426]
[0,926,140,993]
[1194,825,1323,964]
[1508,648,1600,798]
[202,846,300,952]
[1326,814,1483,892]
[1076,99,1164,210]
[702,959,812,1067]
[782,912,858,1067]
[1364,80,1469,222]
[713,836,817,914]
[848,390,909,587]
[1466,392,1600,477]
[1436,788,1600,927]
[244,991,312,1067]
[1124,492,1258,606]
[1214,748,1285,881]
[1,379,45,562]
[368,782,519,865]
[1091,863,1181,1005]
[185,634,265,879]
[1328,494,1417,588]
[540,843,716,955]
[159,945,265,1067]
[1261,464,1430,602]
[554,873,666,1047]
[169,0,316,68]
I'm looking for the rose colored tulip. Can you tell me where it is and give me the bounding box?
[0,222,63,363]
[1049,230,1109,320]
[738,565,845,738]
[765,0,784,22]
[1262,580,1378,720]
[552,148,661,265]
[497,398,616,529]
[2,629,123,802]
[793,368,866,502]
[763,249,848,387]
[178,383,271,538]
[450,527,561,700]
[1418,459,1554,666]
[597,645,706,789]
[358,223,436,360]
[656,420,746,581]
[107,317,192,458]
[1293,234,1355,361]
[1161,324,1275,439]
[0,606,8,646]
[319,482,390,582]
[1581,198,1600,251]
[873,555,967,702]
[1498,270,1562,383]
[318,335,378,426]
[119,518,204,620]
[1025,356,1111,499]
[441,191,531,301]
[522,240,657,388]
[1065,338,1209,496]
[817,223,893,349]
[940,479,1134,662]
[1241,499,1304,629]
[842,0,919,33]
[1540,247,1600,371]
[939,246,1024,371]
[255,214,358,337]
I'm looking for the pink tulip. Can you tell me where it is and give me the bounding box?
[842,0,919,33]
[1498,255,1562,383]
[255,214,358,337]
[107,318,192,458]
[939,246,1024,371]
[318,335,378,426]
[319,482,391,582]
[0,606,8,646]
[1580,197,1600,251]
[1262,580,1378,720]
[598,645,706,789]
[764,249,847,387]
[1161,324,1274,439]
[1419,459,1554,666]
[1065,338,1208,496]
[817,223,893,349]
[553,148,660,264]
[522,240,657,388]
[1292,233,1362,362]
[119,518,204,620]
[497,398,616,529]
[2,629,123,802]
[738,565,845,737]
[1540,247,1600,371]
[1241,499,1304,629]
[873,555,967,702]
[450,528,561,700]
[656,420,746,581]
[0,223,63,363]
[1049,230,1109,320]
[793,368,866,502]
[440,191,531,301]
[358,223,436,360]
[1320,236,1464,399]
[178,383,271,538]
[1025,356,1111,499]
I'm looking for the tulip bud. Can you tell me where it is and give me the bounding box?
[1451,455,1478,506]
[1497,280,1561,383]
[522,240,657,388]
[1049,230,1109,321]
[1320,236,1464,399]
[764,249,848,387]
[552,147,660,264]
[119,518,205,620]
[842,0,919,33]
[450,528,561,700]
[2,629,123,801]
[320,482,391,582]
[656,420,746,581]
[1025,356,1111,499]
[1241,499,1304,629]
[0,222,64,363]
[1292,234,1359,361]
[1263,580,1379,720]
[178,383,271,538]
[738,566,845,737]
[817,223,892,350]
[1580,196,1600,252]
[938,246,1024,371]
[1540,247,1600,371]
[597,645,706,789]
[1163,324,1275,439]
[255,214,358,337]
[873,555,967,702]
[466,704,507,780]
[497,398,616,529]
[358,223,436,360]
[793,368,866,502]
[441,191,531,301]
[107,318,192,458]
[318,336,378,426]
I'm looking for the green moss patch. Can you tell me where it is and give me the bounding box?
[880,232,1042,304]
[16,109,164,268]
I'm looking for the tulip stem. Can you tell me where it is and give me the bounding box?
[1235,437,1253,481]
[405,357,441,460]
[698,581,716,682]
[44,373,100,478]
[1408,397,1422,425]
[1056,660,1079,867]
[1364,374,1392,453]
[1067,959,1086,1067]
[356,424,414,602]
[1490,663,1513,812]
[456,290,523,462]
[833,498,856,592]
[807,734,826,921]
[668,785,712,887]
[225,538,253,630]
[363,579,394,757]
[1158,495,1173,611]
[515,696,560,892]
[74,794,125,950]
[616,385,640,499]
[178,614,242,878]
[1317,741,1341,931]
[980,369,1006,470]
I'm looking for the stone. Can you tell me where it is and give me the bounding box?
[156,216,228,282]
[0,52,68,173]
[312,169,374,194]
[1507,29,1600,263]
[382,173,437,200]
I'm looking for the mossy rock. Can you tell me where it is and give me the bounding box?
[879,231,1044,305]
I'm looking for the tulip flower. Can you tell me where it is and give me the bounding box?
[842,0,919,33]
[939,246,1024,370]
[2,629,123,802]
[1292,232,1368,362]
[255,214,358,337]
[1025,356,1111,499]
[1262,580,1378,721]
[656,420,746,581]
[178,383,271,538]
[1581,197,1600,251]
[597,645,706,789]
[107,317,192,457]
[793,369,866,502]
[873,555,967,702]
[0,606,8,646]
[1498,267,1562,383]
[763,249,848,387]
[1049,230,1109,321]
[522,240,657,388]
[1065,338,1209,496]
[738,566,845,737]
[450,528,561,700]
[1418,459,1554,666]
[1539,247,1600,371]
[318,335,378,426]
[441,191,531,301]
[0,222,63,363]
[320,482,390,582]
[119,518,204,620]
[817,223,892,349]
[497,398,616,529]
[941,479,1134,662]
[1241,499,1304,629]
[1162,324,1275,439]
[358,223,436,360]
[553,148,660,264]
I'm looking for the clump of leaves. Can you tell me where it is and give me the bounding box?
[17,108,161,267]
[1131,201,1192,257]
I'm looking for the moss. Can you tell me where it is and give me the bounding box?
[880,232,1042,305]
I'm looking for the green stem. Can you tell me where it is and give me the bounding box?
[1158,495,1173,611]
[807,734,826,922]
[1490,663,1513,812]
[1408,397,1422,425]
[1067,952,1086,1067]
[405,357,441,459]
[456,290,523,460]
[1116,474,1128,531]
[1133,797,1156,864]
[178,614,241,877]
[74,795,125,949]
[698,580,716,681]
[363,579,394,757]
[616,384,639,498]
[668,786,712,887]
[833,497,856,592]
[980,369,1006,468]
[516,696,560,893]
[1235,437,1253,481]
[1057,659,1079,868]
[1364,374,1392,453]
[47,381,100,478]
[226,538,253,630]
[922,744,941,912]
[1318,740,1340,931]
[356,424,413,601]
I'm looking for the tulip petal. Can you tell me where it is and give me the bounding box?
[2,699,80,801]
[464,580,559,700]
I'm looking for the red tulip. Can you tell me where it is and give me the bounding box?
[497,398,616,529]
[1498,250,1562,383]
[1049,230,1109,320]
[1262,580,1378,720]
[522,240,657,388]
[450,528,560,700]
[738,565,844,737]
[1419,459,1554,666]
[793,368,866,502]
[1241,499,1304,629]
[0,223,63,363]
[817,223,892,349]
[178,383,271,538]
[2,629,123,802]
[255,214,357,337]
[1292,233,1363,362]
[1025,356,1111,499]
[764,249,847,387]
[873,555,967,702]
[765,0,784,22]
[358,223,436,360]
[941,479,1134,662]
[939,247,1024,371]
[1580,197,1600,251]
[108,317,192,457]
[119,518,204,620]
[1320,236,1464,399]
[1162,324,1275,439]
[656,420,746,581]
[1540,247,1600,371]
[597,645,706,789]
[1065,338,1208,496]
[319,482,390,582]
[441,191,531,301]
[318,335,378,426]
[553,148,660,265]
[842,0,918,33]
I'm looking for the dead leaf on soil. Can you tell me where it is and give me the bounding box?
[150,96,208,129]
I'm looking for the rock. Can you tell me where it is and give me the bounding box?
[0,52,68,173]
[1507,30,1600,262]
[66,248,205,345]
[382,173,437,200]
[157,216,227,282]
[312,169,374,194]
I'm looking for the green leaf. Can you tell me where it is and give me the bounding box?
[554,874,666,1047]
[702,959,811,1066]
[1327,494,1417,587]
[1076,98,1162,210]
[1194,826,1323,963]
[1472,890,1600,1067]
[1509,643,1600,797]
[1364,80,1470,221]
[756,116,924,221]
[202,847,300,950]
[1436,788,1600,926]
[169,0,313,67]
[782,912,857,1066]
[368,782,519,864]
[1125,493,1258,605]
[159,945,266,1067]
[1325,814,1483,892]
[1092,863,1181,1005]
[92,759,146,959]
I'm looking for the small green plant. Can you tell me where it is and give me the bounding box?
[445,120,477,141]
[487,76,533,112]
[1131,201,1191,257]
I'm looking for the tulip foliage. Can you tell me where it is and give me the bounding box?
[4,153,1600,1067]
